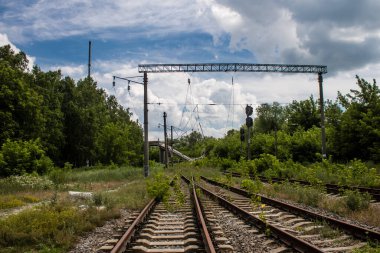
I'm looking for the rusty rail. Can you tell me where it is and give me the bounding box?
[111,198,156,253]
[192,176,323,253]
[226,171,380,201]
[202,176,380,243]
[182,176,216,253]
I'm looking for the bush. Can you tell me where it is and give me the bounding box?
[344,190,371,211]
[146,172,171,201]
[0,139,53,177]
[254,154,280,173]
[241,178,263,194]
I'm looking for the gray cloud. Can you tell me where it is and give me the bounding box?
[214,0,380,74]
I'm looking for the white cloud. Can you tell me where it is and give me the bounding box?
[0,33,35,70]
[3,1,380,140]
[49,65,86,79]
[50,55,380,140]
[1,0,218,43]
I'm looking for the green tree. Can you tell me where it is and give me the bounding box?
[0,139,53,177]
[285,96,320,133]
[29,67,64,163]
[0,45,44,144]
[254,102,285,134]
[335,76,380,161]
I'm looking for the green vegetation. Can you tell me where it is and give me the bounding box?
[0,44,143,176]
[353,245,380,253]
[0,202,119,252]
[146,172,171,201]
[0,174,53,194]
[344,190,371,212]
[1,42,380,253]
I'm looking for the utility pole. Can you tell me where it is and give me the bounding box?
[88,41,91,79]
[170,126,174,167]
[318,73,327,159]
[163,112,169,168]
[143,72,149,177]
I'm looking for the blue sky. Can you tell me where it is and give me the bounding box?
[1,0,380,139]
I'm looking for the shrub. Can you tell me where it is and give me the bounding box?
[344,190,371,211]
[0,139,53,177]
[241,178,263,194]
[146,172,171,201]
[254,154,280,174]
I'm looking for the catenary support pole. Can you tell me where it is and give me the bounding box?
[171,126,174,167]
[163,112,169,168]
[318,73,327,158]
[143,72,149,177]
[88,41,91,79]
[247,126,251,160]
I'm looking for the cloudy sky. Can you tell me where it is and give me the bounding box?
[1,0,380,140]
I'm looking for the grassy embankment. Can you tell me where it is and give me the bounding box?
[0,164,168,253]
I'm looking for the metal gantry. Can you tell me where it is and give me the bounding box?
[138,63,328,177]
[138,63,327,74]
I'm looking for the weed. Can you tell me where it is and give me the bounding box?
[353,244,380,253]
[0,194,40,209]
[146,172,171,201]
[0,174,53,194]
[241,178,263,207]
[344,190,371,212]
[315,221,342,238]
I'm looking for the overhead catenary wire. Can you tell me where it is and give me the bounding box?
[225,76,235,131]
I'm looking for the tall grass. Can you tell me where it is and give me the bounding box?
[0,201,119,252]
[62,165,144,183]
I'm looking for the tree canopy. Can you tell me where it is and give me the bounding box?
[0,45,143,176]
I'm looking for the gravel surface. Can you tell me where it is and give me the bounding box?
[69,209,131,253]
[262,193,380,233]
[203,197,294,253]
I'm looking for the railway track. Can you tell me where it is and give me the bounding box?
[98,177,223,252]
[97,174,379,252]
[200,176,380,252]
[226,171,380,201]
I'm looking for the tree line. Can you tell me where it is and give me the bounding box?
[174,75,380,164]
[0,45,143,177]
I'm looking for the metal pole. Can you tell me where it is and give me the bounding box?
[143,72,149,177]
[247,126,251,160]
[274,125,278,158]
[170,126,174,167]
[88,41,91,79]
[163,112,169,168]
[274,108,278,158]
[318,73,327,159]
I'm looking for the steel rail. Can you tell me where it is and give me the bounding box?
[202,176,380,242]
[227,172,380,201]
[263,176,380,201]
[111,198,156,253]
[189,176,323,253]
[182,176,216,253]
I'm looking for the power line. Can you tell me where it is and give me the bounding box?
[147,102,290,106]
